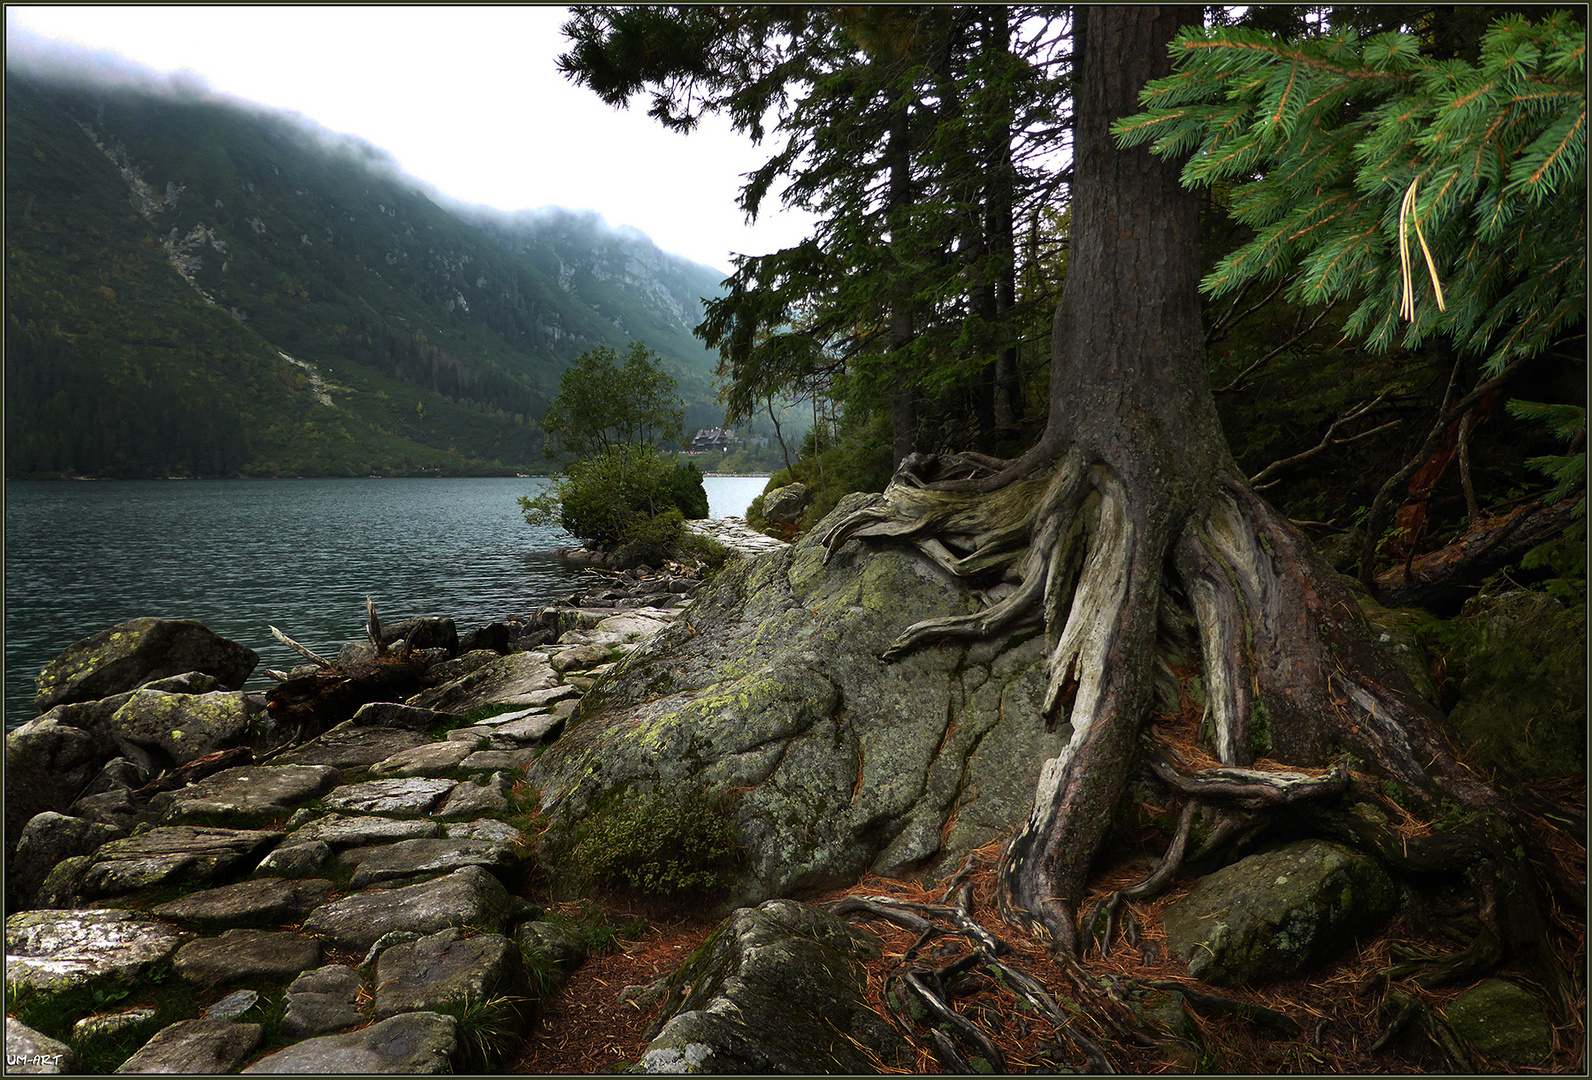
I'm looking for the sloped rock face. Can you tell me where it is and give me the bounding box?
[1163,839,1397,987]
[528,493,1070,905]
[636,899,909,1074]
[241,1012,458,1074]
[34,618,258,713]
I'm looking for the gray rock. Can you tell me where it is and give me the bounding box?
[175,929,321,985]
[205,989,261,1021]
[281,965,366,1039]
[374,928,526,1021]
[32,854,97,909]
[114,1018,263,1074]
[254,841,333,877]
[367,740,475,778]
[76,825,284,899]
[320,777,456,815]
[242,1012,458,1074]
[476,714,563,747]
[529,493,1073,904]
[1443,978,1552,1065]
[11,812,125,909]
[636,899,910,1074]
[515,920,586,973]
[5,1018,80,1074]
[152,877,335,929]
[5,720,108,857]
[425,649,504,684]
[34,618,258,713]
[556,611,673,650]
[760,482,812,525]
[155,764,341,826]
[549,644,613,673]
[460,748,540,773]
[71,1007,159,1046]
[271,722,431,769]
[106,689,260,765]
[435,773,511,819]
[5,908,188,997]
[302,865,515,952]
[1163,839,1396,986]
[350,701,455,732]
[288,814,440,850]
[442,819,527,847]
[66,787,158,836]
[406,651,559,712]
[341,837,518,888]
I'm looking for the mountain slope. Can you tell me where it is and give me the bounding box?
[4,69,731,478]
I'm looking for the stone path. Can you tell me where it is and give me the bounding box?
[686,515,790,556]
[4,520,794,1074]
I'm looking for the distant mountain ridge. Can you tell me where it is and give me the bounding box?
[4,65,731,478]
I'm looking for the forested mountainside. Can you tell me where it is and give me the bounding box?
[4,69,731,478]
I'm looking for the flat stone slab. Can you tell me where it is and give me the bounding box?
[242,1011,458,1074]
[460,748,540,772]
[341,837,519,888]
[115,1018,263,1074]
[5,1018,79,1075]
[406,651,559,713]
[375,928,524,1020]
[319,777,456,815]
[157,765,341,825]
[174,929,322,985]
[76,826,284,899]
[367,741,475,778]
[350,701,455,732]
[273,724,431,769]
[5,909,188,998]
[288,814,440,850]
[442,819,527,847]
[151,876,335,929]
[435,773,511,819]
[556,611,673,649]
[282,964,366,1039]
[302,866,514,953]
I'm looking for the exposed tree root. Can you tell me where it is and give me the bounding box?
[824,450,1577,1024]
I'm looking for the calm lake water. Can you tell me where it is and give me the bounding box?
[3,474,768,728]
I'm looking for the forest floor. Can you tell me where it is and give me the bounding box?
[509,775,1585,1075]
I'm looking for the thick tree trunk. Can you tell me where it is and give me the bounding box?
[822,9,1571,1025]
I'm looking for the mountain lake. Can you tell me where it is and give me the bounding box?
[4,474,770,729]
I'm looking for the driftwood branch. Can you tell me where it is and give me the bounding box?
[268,625,334,669]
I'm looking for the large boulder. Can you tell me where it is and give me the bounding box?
[34,618,258,714]
[1442,590,1586,781]
[10,812,124,910]
[242,1012,458,1074]
[104,690,263,767]
[302,865,516,953]
[1443,978,1553,1066]
[527,492,1071,905]
[1163,839,1397,987]
[635,899,910,1074]
[760,482,812,526]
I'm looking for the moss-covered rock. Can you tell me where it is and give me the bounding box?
[34,618,258,714]
[527,492,1070,907]
[635,899,910,1074]
[1442,978,1552,1066]
[1433,590,1586,781]
[1162,839,1396,987]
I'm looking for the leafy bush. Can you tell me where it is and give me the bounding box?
[519,444,708,549]
[571,783,742,897]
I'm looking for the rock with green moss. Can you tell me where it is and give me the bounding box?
[1439,590,1586,781]
[5,908,188,998]
[528,492,1070,905]
[33,618,258,714]
[635,899,910,1074]
[1442,978,1552,1065]
[1162,839,1396,987]
[105,689,263,767]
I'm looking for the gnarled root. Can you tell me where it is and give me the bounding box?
[828,455,1572,1014]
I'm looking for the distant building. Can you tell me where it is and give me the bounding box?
[691,427,739,452]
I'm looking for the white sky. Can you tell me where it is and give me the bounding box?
[4,5,817,273]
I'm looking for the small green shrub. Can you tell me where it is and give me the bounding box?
[571,783,742,898]
[520,444,708,550]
